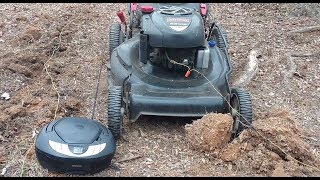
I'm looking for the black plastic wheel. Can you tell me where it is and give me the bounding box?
[107,86,123,141]
[230,88,253,136]
[109,23,124,56]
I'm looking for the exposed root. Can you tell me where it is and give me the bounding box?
[234,49,259,87]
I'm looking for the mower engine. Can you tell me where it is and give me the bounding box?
[139,4,210,72]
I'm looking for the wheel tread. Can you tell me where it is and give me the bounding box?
[109,23,124,56]
[107,86,123,140]
[231,88,253,135]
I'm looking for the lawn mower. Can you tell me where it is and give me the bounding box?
[107,3,253,140]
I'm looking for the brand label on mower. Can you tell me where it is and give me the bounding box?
[166,17,191,31]
[73,146,84,154]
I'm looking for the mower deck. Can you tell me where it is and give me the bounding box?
[108,35,232,121]
[128,84,227,121]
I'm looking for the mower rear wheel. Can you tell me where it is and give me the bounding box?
[220,27,228,48]
[109,23,124,56]
[230,88,253,137]
[107,86,123,141]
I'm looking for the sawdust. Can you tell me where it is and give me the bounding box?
[271,162,290,177]
[219,141,241,162]
[185,109,320,176]
[185,113,233,152]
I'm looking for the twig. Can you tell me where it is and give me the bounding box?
[43,17,77,120]
[290,52,320,58]
[289,26,320,34]
[283,52,296,86]
[116,155,143,163]
[19,139,35,177]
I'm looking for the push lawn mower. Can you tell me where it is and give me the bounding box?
[107,3,253,140]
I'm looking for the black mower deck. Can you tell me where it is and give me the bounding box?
[108,35,232,121]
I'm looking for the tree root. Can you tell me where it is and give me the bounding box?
[234,49,259,87]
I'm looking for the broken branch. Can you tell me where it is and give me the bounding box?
[117,155,143,163]
[289,25,320,34]
[290,52,320,58]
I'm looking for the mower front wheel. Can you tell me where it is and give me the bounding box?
[107,86,123,141]
[230,88,253,137]
[109,23,124,56]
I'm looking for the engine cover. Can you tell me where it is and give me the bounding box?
[35,117,116,175]
[141,5,205,48]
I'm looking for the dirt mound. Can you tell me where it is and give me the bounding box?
[8,63,33,78]
[247,110,317,164]
[2,51,46,78]
[185,113,233,152]
[185,109,320,176]
[19,26,42,44]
